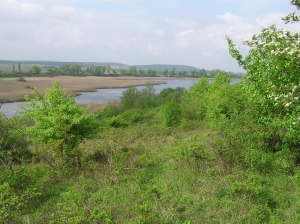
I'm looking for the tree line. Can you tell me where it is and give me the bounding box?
[0,63,244,79]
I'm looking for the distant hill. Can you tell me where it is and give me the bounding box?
[133,64,199,71]
[0,60,200,71]
[0,60,128,68]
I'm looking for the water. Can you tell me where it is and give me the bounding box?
[75,79,199,104]
[0,78,241,118]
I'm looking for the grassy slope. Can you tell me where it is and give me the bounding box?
[4,106,298,223]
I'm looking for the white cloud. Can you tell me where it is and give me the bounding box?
[0,0,44,15]
[217,13,242,23]
[175,29,194,38]
[20,2,44,13]
[147,44,159,54]
[221,0,282,9]
[53,5,75,14]
[156,29,165,36]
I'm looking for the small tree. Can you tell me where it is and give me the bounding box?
[29,65,41,77]
[21,81,96,161]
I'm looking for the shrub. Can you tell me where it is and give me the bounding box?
[227,25,300,154]
[0,115,31,165]
[0,183,40,222]
[120,87,141,110]
[17,77,26,82]
[20,81,97,163]
[163,100,182,126]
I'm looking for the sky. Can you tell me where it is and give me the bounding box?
[0,0,299,72]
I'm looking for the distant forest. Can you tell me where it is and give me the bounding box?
[0,60,244,79]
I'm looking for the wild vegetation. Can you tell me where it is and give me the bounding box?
[1,3,300,223]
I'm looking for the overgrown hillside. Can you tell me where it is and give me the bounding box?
[1,71,300,223]
[2,9,300,222]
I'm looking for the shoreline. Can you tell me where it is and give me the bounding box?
[0,76,173,103]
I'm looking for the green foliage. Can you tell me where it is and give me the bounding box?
[282,0,300,23]
[227,25,300,154]
[120,87,141,110]
[163,99,182,126]
[181,76,209,120]
[0,115,30,165]
[21,81,96,160]
[40,181,113,224]
[155,87,185,105]
[0,182,40,222]
[29,65,42,76]
[120,83,157,111]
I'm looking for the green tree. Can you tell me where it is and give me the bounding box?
[60,64,71,76]
[120,87,141,110]
[197,69,207,77]
[170,68,176,76]
[163,69,169,76]
[120,69,126,76]
[29,65,41,77]
[190,70,196,77]
[20,81,96,160]
[138,68,145,76]
[71,64,82,76]
[129,66,137,76]
[45,67,58,77]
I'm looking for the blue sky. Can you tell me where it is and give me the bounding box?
[0,0,299,72]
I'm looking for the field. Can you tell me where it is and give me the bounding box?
[0,76,167,103]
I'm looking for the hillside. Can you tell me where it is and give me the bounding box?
[1,74,300,223]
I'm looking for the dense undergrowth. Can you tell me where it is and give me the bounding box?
[1,70,300,223]
[2,16,300,222]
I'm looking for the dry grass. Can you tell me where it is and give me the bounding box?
[0,76,168,102]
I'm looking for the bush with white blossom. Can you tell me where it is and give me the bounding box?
[226,24,300,149]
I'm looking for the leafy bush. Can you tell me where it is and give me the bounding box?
[20,81,97,163]
[181,77,209,120]
[163,99,182,126]
[0,115,31,165]
[155,87,185,105]
[227,25,300,155]
[0,183,40,222]
[120,87,141,110]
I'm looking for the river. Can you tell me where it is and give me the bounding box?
[0,78,241,118]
